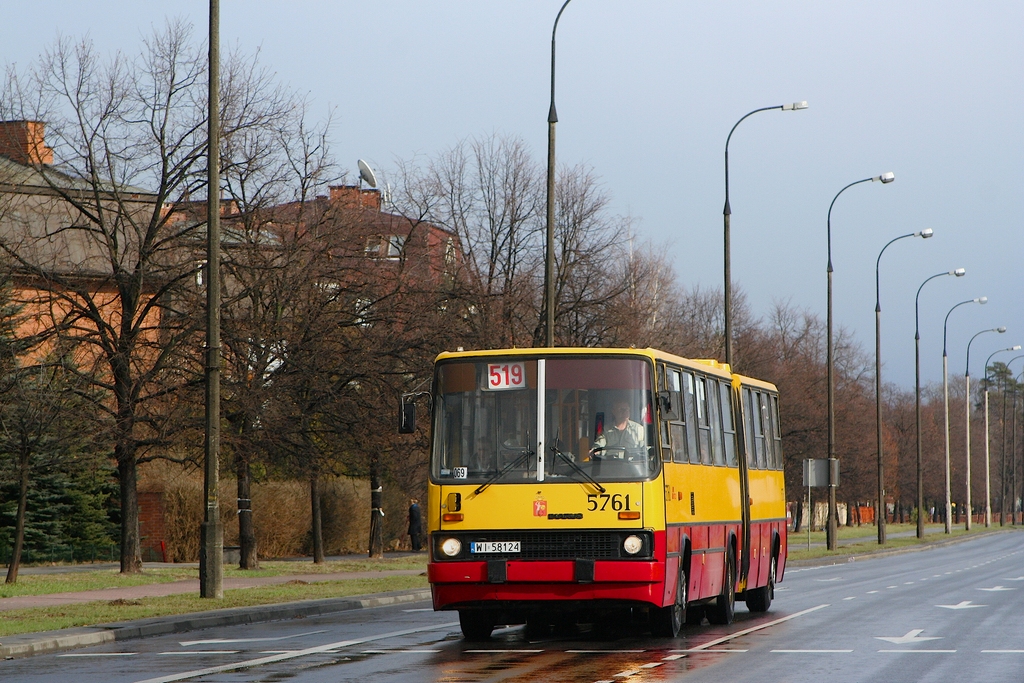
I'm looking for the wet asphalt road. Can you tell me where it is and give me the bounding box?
[4,531,1024,683]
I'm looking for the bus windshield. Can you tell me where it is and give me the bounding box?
[432,356,657,484]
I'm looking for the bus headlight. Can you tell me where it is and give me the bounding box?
[623,535,644,555]
[440,537,462,557]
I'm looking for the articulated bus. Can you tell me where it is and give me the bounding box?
[412,347,786,639]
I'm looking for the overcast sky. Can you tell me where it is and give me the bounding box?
[3,1,1021,390]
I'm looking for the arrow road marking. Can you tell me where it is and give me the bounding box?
[978,586,1015,592]
[938,601,986,610]
[876,629,942,645]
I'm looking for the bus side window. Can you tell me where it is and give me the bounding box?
[707,378,726,466]
[695,376,712,465]
[657,364,672,453]
[683,372,700,465]
[720,381,738,467]
[743,387,759,470]
[669,368,688,464]
[771,393,784,469]
[754,391,767,469]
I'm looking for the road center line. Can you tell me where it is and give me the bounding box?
[132,621,460,683]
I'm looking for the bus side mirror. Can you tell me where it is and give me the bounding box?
[399,401,416,434]
[659,391,680,421]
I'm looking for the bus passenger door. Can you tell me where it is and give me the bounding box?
[735,383,752,587]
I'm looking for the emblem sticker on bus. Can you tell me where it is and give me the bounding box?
[486,362,526,390]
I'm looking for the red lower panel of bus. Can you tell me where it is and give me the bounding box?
[430,560,666,609]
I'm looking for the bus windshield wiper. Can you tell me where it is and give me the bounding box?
[474,449,535,495]
[551,445,606,493]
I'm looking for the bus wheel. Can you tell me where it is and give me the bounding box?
[650,568,686,637]
[459,610,495,641]
[706,548,736,625]
[745,553,775,613]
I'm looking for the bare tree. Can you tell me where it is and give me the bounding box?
[0,22,294,572]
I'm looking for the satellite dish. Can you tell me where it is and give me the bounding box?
[357,159,377,188]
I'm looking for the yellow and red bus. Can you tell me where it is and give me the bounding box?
[412,347,786,639]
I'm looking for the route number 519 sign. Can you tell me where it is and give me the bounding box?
[487,362,526,390]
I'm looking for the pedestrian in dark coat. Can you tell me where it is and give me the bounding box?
[408,498,423,551]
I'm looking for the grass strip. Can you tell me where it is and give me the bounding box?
[0,557,428,598]
[0,575,428,638]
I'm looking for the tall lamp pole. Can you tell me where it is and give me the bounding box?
[915,268,966,538]
[544,0,572,348]
[722,101,807,367]
[965,327,1005,529]
[874,228,932,543]
[826,172,894,549]
[942,297,987,532]
[984,343,1017,526]
[1001,354,1024,525]
[201,0,224,599]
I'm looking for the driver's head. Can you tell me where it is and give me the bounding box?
[611,399,631,424]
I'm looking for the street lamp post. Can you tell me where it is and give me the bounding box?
[984,344,1018,526]
[942,297,987,532]
[874,228,932,543]
[1001,355,1024,525]
[544,0,572,348]
[966,327,1006,529]
[722,101,807,367]
[826,172,894,550]
[915,268,966,538]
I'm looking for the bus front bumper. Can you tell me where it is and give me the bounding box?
[428,560,665,610]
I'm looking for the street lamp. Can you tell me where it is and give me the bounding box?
[1001,354,1024,526]
[826,172,894,550]
[915,268,966,538]
[984,343,1018,526]
[544,0,573,348]
[965,327,1006,529]
[942,296,986,532]
[722,101,808,367]
[874,228,932,544]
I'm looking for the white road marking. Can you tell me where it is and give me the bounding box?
[59,653,137,657]
[671,648,748,653]
[1004,576,1024,581]
[904,582,914,585]
[614,669,641,677]
[983,650,1024,653]
[772,649,853,653]
[878,649,956,653]
[180,630,328,646]
[938,601,986,609]
[467,649,544,653]
[403,608,434,612]
[132,621,460,683]
[815,577,843,582]
[669,604,830,653]
[639,662,663,668]
[362,649,440,653]
[979,586,1015,592]
[567,650,645,653]
[887,585,897,589]
[876,629,941,644]
[867,590,879,594]
[158,651,240,656]
[843,597,856,600]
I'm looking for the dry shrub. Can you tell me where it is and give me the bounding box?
[141,460,399,560]
[320,477,371,554]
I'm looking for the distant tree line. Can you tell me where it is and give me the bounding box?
[2,22,1022,581]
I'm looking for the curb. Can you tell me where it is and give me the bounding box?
[0,588,432,659]
[787,527,1018,568]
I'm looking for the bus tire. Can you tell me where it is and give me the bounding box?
[745,553,775,613]
[706,547,736,625]
[650,567,686,637]
[459,610,495,641]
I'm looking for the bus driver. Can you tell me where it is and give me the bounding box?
[592,397,645,457]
